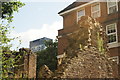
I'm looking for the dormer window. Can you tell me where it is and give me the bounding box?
[107,0,118,14]
[77,9,85,21]
[91,3,100,18]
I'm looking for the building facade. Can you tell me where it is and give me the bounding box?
[58,0,120,77]
[30,37,52,52]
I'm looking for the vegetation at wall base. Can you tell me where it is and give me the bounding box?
[36,40,58,78]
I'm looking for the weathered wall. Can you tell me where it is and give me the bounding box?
[14,48,37,78]
[28,53,37,78]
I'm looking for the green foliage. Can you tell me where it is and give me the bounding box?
[1,1,25,23]
[36,40,58,78]
[0,1,25,78]
[97,32,105,54]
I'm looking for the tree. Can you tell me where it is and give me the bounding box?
[1,1,25,22]
[0,1,25,78]
[36,40,58,78]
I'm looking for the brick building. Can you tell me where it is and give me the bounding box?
[57,0,120,77]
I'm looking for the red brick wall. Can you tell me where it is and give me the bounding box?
[63,11,77,28]
[58,36,68,55]
[109,47,120,57]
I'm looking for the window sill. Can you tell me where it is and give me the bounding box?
[107,11,118,15]
[108,42,120,48]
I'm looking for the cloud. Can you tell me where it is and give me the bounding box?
[11,20,63,49]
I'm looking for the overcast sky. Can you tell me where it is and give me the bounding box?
[10,1,75,50]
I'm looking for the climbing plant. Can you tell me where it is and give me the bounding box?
[0,1,25,78]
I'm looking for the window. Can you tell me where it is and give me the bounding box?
[31,47,35,51]
[91,3,100,18]
[77,9,85,21]
[106,23,117,43]
[107,0,118,14]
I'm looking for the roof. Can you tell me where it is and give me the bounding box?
[58,0,92,15]
[30,37,52,43]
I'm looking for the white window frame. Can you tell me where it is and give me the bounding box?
[106,23,118,45]
[91,2,101,18]
[77,8,85,22]
[107,0,118,14]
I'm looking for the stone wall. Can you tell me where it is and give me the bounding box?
[28,53,36,78]
[14,48,37,78]
[54,47,114,78]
